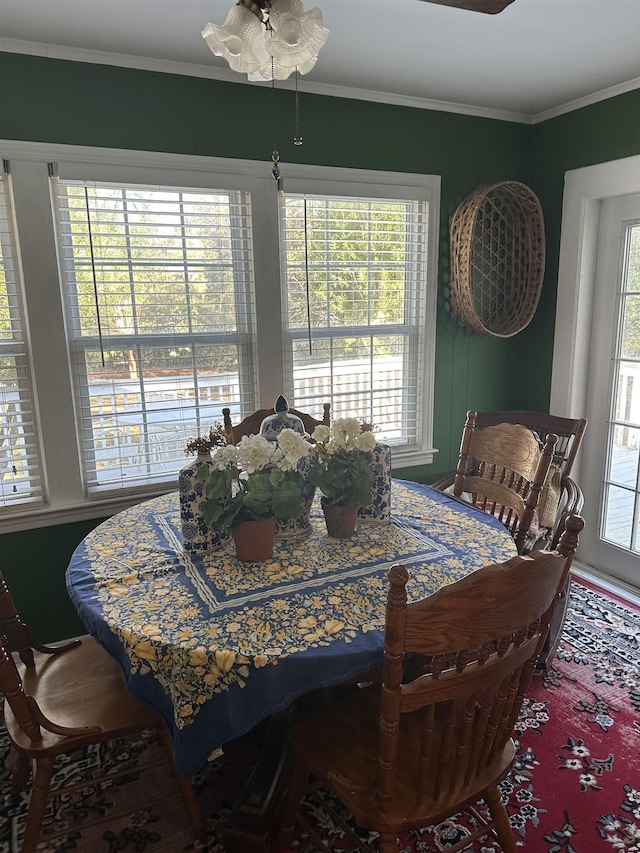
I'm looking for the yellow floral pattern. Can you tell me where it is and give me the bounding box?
[67,481,516,764]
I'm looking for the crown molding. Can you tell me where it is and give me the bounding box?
[531,76,640,124]
[2,37,639,127]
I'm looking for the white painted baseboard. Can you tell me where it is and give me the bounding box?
[572,560,640,607]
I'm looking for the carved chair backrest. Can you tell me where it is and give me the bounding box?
[474,410,587,479]
[376,516,581,812]
[453,412,558,553]
[222,403,330,444]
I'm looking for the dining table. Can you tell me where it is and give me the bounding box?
[66,478,517,849]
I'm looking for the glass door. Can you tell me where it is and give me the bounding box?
[580,193,640,588]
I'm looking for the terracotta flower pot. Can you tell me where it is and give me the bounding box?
[321,498,358,539]
[232,516,276,562]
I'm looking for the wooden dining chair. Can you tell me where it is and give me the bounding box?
[435,410,587,552]
[434,410,586,667]
[0,572,205,852]
[450,411,558,554]
[471,410,587,550]
[223,401,330,443]
[469,412,587,668]
[280,515,583,853]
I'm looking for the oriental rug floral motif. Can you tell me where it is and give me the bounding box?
[0,578,638,852]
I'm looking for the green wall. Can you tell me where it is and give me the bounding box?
[3,517,109,641]
[517,89,640,407]
[1,52,638,640]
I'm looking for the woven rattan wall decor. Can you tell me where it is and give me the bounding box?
[449,181,545,337]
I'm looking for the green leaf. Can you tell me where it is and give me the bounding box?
[203,491,241,529]
[203,468,232,500]
[269,467,285,486]
[271,479,303,520]
[312,448,375,507]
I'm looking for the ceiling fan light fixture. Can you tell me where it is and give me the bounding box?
[266,0,329,68]
[203,0,328,82]
[202,4,269,74]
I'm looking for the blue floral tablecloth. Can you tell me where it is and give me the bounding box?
[66,480,516,775]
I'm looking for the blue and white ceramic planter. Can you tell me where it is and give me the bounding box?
[274,447,318,541]
[357,442,392,524]
[179,452,230,554]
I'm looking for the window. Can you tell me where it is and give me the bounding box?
[53,179,257,496]
[281,193,427,448]
[0,168,43,509]
[0,142,438,529]
[602,216,640,552]
[553,154,640,590]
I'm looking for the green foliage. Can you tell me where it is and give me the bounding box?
[199,465,306,530]
[63,187,411,378]
[312,448,374,508]
[66,184,241,377]
[284,197,410,361]
[621,225,640,358]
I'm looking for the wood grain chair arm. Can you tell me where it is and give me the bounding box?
[431,473,455,492]
[549,476,584,551]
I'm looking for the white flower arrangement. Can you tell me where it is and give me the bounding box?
[312,418,376,508]
[198,429,314,529]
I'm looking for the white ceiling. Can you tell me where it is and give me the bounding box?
[1,0,639,122]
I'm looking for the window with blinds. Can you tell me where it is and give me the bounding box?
[280,194,428,446]
[0,172,44,509]
[53,180,258,496]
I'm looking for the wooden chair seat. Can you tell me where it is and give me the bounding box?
[6,638,157,755]
[0,569,205,852]
[281,516,583,853]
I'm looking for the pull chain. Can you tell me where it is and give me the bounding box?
[85,186,106,367]
[293,68,303,146]
[270,54,281,185]
[304,197,312,354]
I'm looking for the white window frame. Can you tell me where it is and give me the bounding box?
[0,139,439,532]
[52,177,260,498]
[278,167,439,468]
[0,165,46,511]
[552,153,640,592]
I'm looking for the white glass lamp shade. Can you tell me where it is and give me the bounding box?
[266,0,329,70]
[202,5,269,74]
[247,53,317,81]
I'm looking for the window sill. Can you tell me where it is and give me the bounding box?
[389,446,438,470]
[0,488,175,534]
[2,447,439,534]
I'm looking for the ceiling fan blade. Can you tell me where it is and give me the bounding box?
[417,0,515,13]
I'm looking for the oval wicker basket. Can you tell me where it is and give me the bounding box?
[449,181,545,337]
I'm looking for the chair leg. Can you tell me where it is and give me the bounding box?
[6,744,31,793]
[173,769,206,844]
[277,760,307,846]
[22,755,54,853]
[485,785,517,853]
[156,724,206,844]
[378,831,398,853]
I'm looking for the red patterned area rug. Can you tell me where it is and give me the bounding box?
[1,579,638,853]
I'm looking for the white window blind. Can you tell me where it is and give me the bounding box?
[53,179,258,496]
[0,170,44,509]
[280,193,428,446]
